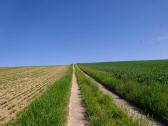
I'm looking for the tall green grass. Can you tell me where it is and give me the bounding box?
[7,66,72,126]
[75,65,139,126]
[79,64,168,124]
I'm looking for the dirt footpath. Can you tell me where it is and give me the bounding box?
[67,66,88,126]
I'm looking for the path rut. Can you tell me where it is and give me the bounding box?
[67,65,88,126]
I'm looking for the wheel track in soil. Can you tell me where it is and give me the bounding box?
[67,65,88,126]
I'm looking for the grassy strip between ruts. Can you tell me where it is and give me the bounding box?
[75,65,140,126]
[79,64,168,124]
[6,65,72,126]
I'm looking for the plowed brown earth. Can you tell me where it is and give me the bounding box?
[0,66,68,126]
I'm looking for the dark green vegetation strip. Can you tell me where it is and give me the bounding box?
[7,66,72,126]
[83,60,168,84]
[79,60,168,124]
[75,66,138,126]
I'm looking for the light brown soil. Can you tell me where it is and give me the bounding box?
[0,66,68,126]
[67,65,88,126]
[81,69,165,126]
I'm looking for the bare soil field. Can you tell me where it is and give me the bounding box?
[0,66,68,125]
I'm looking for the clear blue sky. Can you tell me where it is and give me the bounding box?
[0,0,168,66]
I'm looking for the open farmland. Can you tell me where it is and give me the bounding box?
[81,60,168,84]
[0,65,69,125]
[79,60,168,125]
[0,60,167,126]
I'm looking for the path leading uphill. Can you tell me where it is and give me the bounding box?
[80,68,164,126]
[67,65,88,126]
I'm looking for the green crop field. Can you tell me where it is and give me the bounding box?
[80,60,168,84]
[79,60,168,124]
